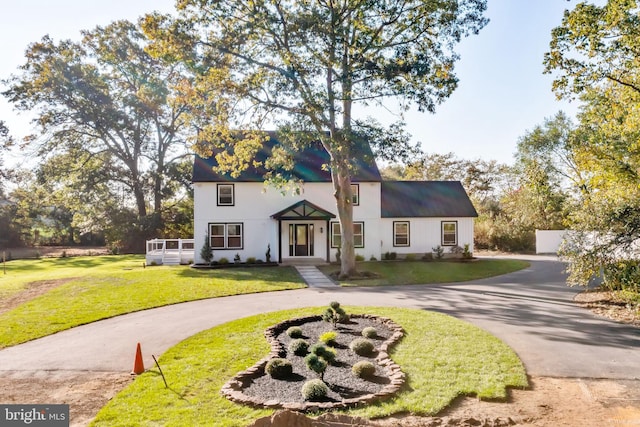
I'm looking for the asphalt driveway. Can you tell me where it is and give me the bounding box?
[0,255,638,380]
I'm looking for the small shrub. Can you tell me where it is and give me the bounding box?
[304,353,327,378]
[246,257,257,264]
[218,257,229,264]
[355,254,365,262]
[361,326,377,338]
[256,259,264,264]
[234,253,241,263]
[265,244,271,263]
[389,252,397,260]
[352,361,376,378]
[301,379,329,401]
[370,255,377,261]
[310,343,337,364]
[322,302,349,328]
[432,245,444,260]
[265,358,293,379]
[149,261,158,266]
[60,250,67,258]
[200,233,213,264]
[286,326,304,338]
[463,243,473,259]
[422,252,433,261]
[288,338,309,356]
[349,338,375,356]
[319,331,338,346]
[405,253,416,261]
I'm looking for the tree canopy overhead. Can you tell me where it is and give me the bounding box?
[544,0,640,99]
[145,0,488,276]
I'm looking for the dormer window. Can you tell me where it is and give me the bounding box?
[217,184,234,206]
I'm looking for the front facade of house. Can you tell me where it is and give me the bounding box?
[193,135,478,264]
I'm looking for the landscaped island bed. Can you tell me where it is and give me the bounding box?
[222,312,405,410]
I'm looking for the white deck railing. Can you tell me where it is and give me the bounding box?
[146,238,195,265]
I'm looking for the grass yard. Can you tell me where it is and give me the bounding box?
[319,259,529,286]
[0,255,305,348]
[91,306,528,427]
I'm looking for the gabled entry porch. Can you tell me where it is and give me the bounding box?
[271,199,336,264]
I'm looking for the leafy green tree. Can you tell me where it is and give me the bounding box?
[544,0,640,99]
[545,1,640,289]
[3,20,192,248]
[144,0,488,277]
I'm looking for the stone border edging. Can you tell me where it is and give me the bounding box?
[220,314,406,412]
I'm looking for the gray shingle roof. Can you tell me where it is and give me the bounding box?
[193,132,381,183]
[381,181,478,218]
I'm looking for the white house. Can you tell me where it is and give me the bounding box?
[192,134,478,264]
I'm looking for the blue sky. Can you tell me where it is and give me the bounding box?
[0,0,590,166]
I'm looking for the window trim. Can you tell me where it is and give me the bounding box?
[441,221,458,246]
[330,221,364,248]
[393,221,410,247]
[209,222,244,249]
[351,183,360,206]
[216,183,235,206]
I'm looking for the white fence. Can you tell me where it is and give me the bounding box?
[146,238,195,265]
[535,230,568,254]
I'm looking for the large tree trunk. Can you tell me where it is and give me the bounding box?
[333,163,356,278]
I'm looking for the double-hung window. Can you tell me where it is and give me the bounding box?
[351,184,360,206]
[217,184,234,206]
[441,221,457,246]
[393,221,410,247]
[210,223,243,249]
[331,222,364,248]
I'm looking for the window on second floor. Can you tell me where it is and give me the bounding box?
[217,184,234,206]
[351,184,360,206]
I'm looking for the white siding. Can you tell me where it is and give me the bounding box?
[193,181,382,263]
[380,217,475,257]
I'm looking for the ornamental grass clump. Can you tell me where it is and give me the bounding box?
[322,301,349,328]
[288,338,309,356]
[304,353,327,379]
[319,331,338,346]
[264,358,293,379]
[349,337,375,356]
[352,360,376,379]
[301,379,329,401]
[361,326,377,339]
[286,326,303,338]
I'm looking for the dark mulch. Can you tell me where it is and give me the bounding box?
[241,317,394,403]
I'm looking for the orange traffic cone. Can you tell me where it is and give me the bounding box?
[131,342,145,375]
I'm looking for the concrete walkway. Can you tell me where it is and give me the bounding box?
[0,256,639,381]
[294,265,337,287]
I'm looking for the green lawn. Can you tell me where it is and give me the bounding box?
[319,259,529,286]
[0,255,305,348]
[91,306,528,426]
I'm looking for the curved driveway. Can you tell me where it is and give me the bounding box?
[0,256,638,380]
